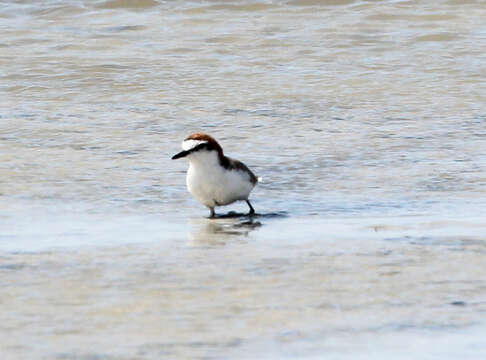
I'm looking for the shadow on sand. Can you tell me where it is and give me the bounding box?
[211,211,288,220]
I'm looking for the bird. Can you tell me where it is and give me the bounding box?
[172,133,258,218]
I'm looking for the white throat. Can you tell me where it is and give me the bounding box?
[187,149,220,168]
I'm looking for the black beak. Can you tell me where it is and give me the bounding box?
[171,150,189,160]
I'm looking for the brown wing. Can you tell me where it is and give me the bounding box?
[223,156,258,185]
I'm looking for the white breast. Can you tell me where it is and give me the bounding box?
[186,151,255,208]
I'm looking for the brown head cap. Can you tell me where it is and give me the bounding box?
[185,133,223,155]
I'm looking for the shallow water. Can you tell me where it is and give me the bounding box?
[1,0,486,358]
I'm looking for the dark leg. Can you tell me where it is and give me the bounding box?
[209,207,215,218]
[246,200,255,216]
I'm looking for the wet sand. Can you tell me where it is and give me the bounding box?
[2,211,486,359]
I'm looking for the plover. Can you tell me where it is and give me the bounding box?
[172,133,258,218]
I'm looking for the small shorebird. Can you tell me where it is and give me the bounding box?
[172,133,258,218]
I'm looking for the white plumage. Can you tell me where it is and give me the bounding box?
[172,133,258,218]
[186,150,255,208]
[181,139,207,151]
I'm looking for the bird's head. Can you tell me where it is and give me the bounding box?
[171,133,223,160]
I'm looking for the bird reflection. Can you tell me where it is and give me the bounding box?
[188,215,261,245]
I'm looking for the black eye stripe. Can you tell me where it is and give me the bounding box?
[188,142,213,153]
